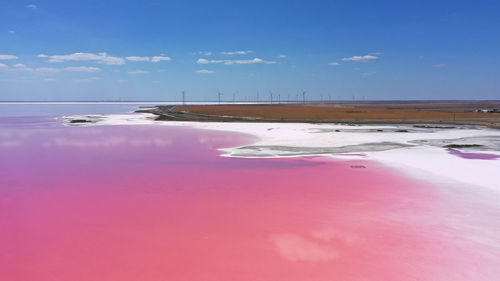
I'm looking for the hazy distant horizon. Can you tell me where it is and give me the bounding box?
[1,99,500,104]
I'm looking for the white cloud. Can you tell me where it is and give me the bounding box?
[26,4,37,9]
[44,78,56,82]
[151,56,171,62]
[196,58,210,64]
[8,30,15,34]
[100,55,125,65]
[203,51,212,56]
[221,50,253,55]
[47,52,125,65]
[342,55,378,62]
[11,64,60,72]
[196,57,276,65]
[7,64,100,73]
[328,62,340,66]
[227,58,276,65]
[128,70,150,74]
[277,54,287,58]
[126,56,150,62]
[371,52,384,55]
[433,63,447,68]
[196,69,215,74]
[0,55,18,60]
[35,67,60,73]
[65,66,101,72]
[0,63,8,69]
[12,64,32,71]
[37,54,48,58]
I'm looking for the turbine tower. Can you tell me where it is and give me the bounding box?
[218,91,223,104]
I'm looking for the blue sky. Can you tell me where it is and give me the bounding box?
[1,0,499,101]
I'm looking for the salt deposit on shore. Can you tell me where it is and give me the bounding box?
[63,112,500,190]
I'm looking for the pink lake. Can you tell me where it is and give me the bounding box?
[1,116,500,281]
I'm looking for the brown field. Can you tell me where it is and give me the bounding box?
[168,101,500,127]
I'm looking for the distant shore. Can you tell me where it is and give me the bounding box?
[137,101,500,128]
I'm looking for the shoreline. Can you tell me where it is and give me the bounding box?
[136,102,500,128]
[62,110,500,190]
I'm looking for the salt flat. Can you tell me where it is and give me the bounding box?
[63,112,500,190]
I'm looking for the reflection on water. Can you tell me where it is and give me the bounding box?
[1,116,500,281]
[0,103,158,117]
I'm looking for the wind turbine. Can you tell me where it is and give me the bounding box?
[218,91,223,104]
[269,91,273,104]
[182,90,186,105]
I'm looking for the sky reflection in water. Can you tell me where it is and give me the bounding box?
[1,116,500,281]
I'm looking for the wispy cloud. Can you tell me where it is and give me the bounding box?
[196,69,215,74]
[221,50,253,55]
[228,58,276,65]
[26,4,37,9]
[8,30,15,34]
[0,63,8,69]
[117,79,128,83]
[73,77,102,83]
[12,64,60,72]
[11,64,33,71]
[44,78,56,82]
[35,67,61,73]
[361,72,376,77]
[128,70,150,74]
[342,55,378,62]
[277,54,287,58]
[328,62,340,66]
[197,58,218,64]
[46,52,125,65]
[433,63,447,68]
[37,54,48,58]
[0,55,18,60]
[151,56,171,62]
[6,63,99,73]
[196,57,276,65]
[199,51,212,56]
[64,66,101,72]
[126,56,150,62]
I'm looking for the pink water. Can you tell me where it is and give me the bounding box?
[1,117,500,281]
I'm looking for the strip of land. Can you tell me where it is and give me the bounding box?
[137,101,500,128]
